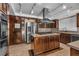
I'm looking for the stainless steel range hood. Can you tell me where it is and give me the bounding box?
[40,8,53,23]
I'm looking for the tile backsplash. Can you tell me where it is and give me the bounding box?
[38,28,59,33]
[38,28,52,33]
[52,28,59,33]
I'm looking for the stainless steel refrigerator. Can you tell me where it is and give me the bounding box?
[0,11,8,56]
[25,22,37,43]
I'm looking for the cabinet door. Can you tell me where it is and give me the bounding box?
[77,14,79,27]
[9,16,15,45]
[43,36,49,51]
[54,35,60,49]
[34,37,44,55]
[0,3,3,11]
[3,3,7,14]
[49,36,55,50]
[65,34,71,43]
[0,3,7,14]
[60,33,71,44]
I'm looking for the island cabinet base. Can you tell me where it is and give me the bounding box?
[31,35,60,55]
[70,48,79,56]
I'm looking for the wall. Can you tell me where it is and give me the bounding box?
[59,16,77,31]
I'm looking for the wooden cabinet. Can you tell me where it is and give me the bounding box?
[9,15,24,45]
[49,36,55,50]
[9,15,15,45]
[0,3,3,11]
[31,35,60,55]
[60,33,71,44]
[38,23,57,28]
[34,37,44,54]
[14,16,23,44]
[54,35,60,48]
[2,3,7,14]
[0,3,8,14]
[77,13,79,27]
[43,36,49,51]
[38,19,59,28]
[70,48,79,56]
[52,20,59,28]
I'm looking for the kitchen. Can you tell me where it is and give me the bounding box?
[0,3,79,56]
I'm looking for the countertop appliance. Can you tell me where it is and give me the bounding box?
[0,11,8,56]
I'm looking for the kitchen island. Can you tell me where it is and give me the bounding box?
[31,33,60,55]
[67,40,79,56]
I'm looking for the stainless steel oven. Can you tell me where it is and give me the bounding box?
[0,11,8,56]
[0,20,7,39]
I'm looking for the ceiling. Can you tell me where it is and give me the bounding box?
[9,3,79,20]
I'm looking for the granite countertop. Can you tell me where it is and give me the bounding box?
[59,31,79,35]
[32,33,60,37]
[67,40,79,51]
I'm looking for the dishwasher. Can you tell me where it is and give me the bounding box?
[71,34,79,42]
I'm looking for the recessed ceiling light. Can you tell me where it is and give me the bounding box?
[63,5,67,9]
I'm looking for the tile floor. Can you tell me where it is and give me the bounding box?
[9,43,70,56]
[9,44,31,56]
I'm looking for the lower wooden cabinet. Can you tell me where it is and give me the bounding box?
[54,35,60,48]
[70,48,79,56]
[34,37,44,54]
[31,35,60,55]
[49,36,55,50]
[60,33,71,44]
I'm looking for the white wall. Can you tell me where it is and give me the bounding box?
[59,16,77,31]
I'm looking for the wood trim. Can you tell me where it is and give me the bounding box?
[8,15,41,20]
[77,13,79,27]
[60,15,76,20]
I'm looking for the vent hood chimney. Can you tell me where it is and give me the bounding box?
[41,8,53,23]
[43,8,45,20]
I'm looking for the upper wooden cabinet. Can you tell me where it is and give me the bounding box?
[77,13,79,27]
[0,4,3,11]
[0,3,8,14]
[38,22,59,28]
[52,20,59,28]
[9,15,24,45]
